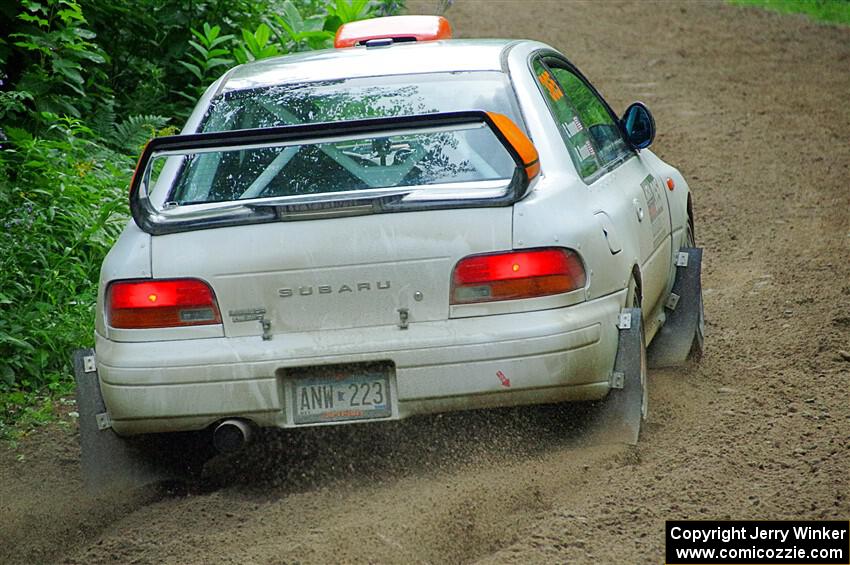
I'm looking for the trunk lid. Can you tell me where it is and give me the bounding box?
[150,207,512,337]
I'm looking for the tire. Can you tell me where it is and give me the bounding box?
[128,431,216,480]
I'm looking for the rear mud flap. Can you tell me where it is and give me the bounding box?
[647,247,703,368]
[586,307,645,445]
[74,349,183,493]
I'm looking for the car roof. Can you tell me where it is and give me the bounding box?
[221,39,525,93]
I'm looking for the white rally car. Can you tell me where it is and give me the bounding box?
[75,16,703,487]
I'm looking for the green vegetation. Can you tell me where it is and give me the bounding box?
[729,0,850,26]
[0,0,404,433]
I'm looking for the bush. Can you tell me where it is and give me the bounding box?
[0,117,136,393]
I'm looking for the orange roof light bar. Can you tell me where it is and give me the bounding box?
[334,15,452,48]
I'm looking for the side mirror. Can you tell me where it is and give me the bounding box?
[622,102,655,150]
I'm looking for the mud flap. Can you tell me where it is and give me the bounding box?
[647,247,703,368]
[74,349,177,493]
[587,308,645,445]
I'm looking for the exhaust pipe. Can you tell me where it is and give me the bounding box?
[213,419,253,454]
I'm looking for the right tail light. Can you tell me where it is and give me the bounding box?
[450,248,586,305]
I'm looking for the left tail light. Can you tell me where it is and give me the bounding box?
[451,248,586,305]
[107,278,222,329]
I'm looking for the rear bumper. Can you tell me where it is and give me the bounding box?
[95,291,625,435]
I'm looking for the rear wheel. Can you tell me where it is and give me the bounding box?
[128,431,216,480]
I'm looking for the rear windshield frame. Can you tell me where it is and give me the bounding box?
[130,111,532,235]
[163,121,517,206]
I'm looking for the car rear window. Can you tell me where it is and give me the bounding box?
[164,123,517,205]
[155,72,526,206]
[201,71,524,133]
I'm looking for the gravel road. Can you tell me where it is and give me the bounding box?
[2,1,848,563]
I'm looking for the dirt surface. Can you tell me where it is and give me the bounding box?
[2,1,849,563]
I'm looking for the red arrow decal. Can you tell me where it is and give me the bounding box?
[496,370,511,388]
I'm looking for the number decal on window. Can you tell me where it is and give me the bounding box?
[537,70,564,102]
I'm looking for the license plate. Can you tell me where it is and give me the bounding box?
[288,364,393,425]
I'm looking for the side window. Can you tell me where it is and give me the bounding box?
[533,59,600,179]
[549,67,630,168]
[533,57,631,181]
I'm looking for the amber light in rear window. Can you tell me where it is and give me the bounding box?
[107,279,221,329]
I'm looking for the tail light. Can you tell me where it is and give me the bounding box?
[107,279,221,329]
[451,248,586,305]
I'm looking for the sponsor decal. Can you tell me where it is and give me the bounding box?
[538,70,564,101]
